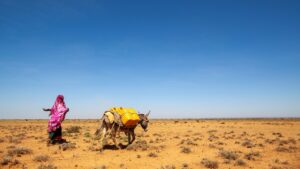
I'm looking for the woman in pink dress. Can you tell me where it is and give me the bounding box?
[43,95,69,144]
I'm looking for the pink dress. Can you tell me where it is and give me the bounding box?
[48,95,68,132]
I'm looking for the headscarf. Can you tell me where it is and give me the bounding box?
[50,95,67,115]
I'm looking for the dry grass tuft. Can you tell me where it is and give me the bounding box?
[148,152,158,157]
[59,143,76,151]
[219,150,239,160]
[241,140,254,148]
[93,165,107,169]
[235,159,246,166]
[84,132,91,138]
[180,139,198,146]
[127,140,149,151]
[0,137,5,143]
[7,147,32,156]
[201,158,219,169]
[34,155,49,162]
[37,164,57,169]
[244,151,260,160]
[65,126,81,134]
[160,165,176,169]
[181,147,192,154]
[0,155,12,165]
[182,163,189,169]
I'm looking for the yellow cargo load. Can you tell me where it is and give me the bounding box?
[109,107,140,128]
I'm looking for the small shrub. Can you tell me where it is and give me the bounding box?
[223,159,230,164]
[160,165,176,169]
[208,135,219,142]
[287,138,296,144]
[127,140,148,151]
[8,147,32,156]
[0,137,5,143]
[148,152,158,157]
[219,150,238,160]
[270,166,284,169]
[94,165,107,169]
[174,136,180,139]
[244,151,260,160]
[7,136,21,144]
[235,159,246,166]
[275,146,289,152]
[65,126,81,133]
[181,147,192,154]
[34,155,49,162]
[37,164,57,169]
[84,132,91,138]
[11,159,20,165]
[180,139,198,146]
[0,155,12,165]
[59,143,76,151]
[182,163,189,169]
[201,158,219,169]
[241,140,254,148]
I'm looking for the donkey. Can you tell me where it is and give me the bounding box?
[95,112,150,150]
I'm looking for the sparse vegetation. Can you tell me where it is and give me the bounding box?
[0,119,299,168]
[37,164,57,169]
[34,155,49,162]
[0,155,12,165]
[182,163,189,169]
[244,151,260,160]
[201,158,219,169]
[59,143,76,151]
[84,132,91,138]
[160,165,176,169]
[235,159,246,166]
[241,140,254,148]
[65,126,81,133]
[7,147,32,156]
[127,140,149,151]
[148,152,158,157]
[0,137,5,143]
[219,150,239,160]
[93,165,107,169]
[181,147,192,154]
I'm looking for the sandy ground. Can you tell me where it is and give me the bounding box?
[0,119,299,169]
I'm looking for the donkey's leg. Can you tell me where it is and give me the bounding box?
[111,125,120,149]
[130,129,136,144]
[99,127,107,151]
[127,130,131,145]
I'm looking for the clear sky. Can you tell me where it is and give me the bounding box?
[0,0,300,119]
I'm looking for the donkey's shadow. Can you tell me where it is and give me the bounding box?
[102,143,128,150]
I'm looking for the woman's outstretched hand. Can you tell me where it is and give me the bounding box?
[43,108,51,112]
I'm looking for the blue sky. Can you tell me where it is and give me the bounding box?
[0,0,299,119]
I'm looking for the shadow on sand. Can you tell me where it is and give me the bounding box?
[102,143,129,150]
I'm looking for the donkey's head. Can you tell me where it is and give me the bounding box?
[138,111,150,132]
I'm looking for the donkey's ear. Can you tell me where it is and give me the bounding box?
[146,111,151,117]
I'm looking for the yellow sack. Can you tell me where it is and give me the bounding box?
[109,107,140,128]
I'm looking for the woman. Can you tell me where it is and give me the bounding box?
[43,95,69,144]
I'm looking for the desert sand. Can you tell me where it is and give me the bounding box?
[0,119,299,169]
